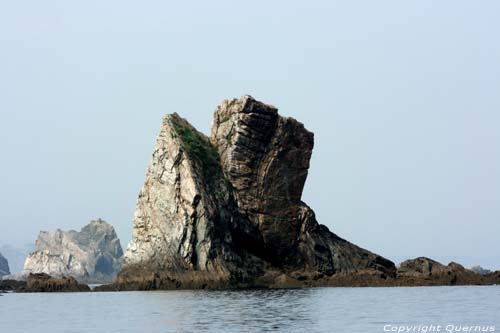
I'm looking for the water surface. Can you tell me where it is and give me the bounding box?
[1,286,499,332]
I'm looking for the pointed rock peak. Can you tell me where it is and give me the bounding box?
[85,218,113,230]
[79,219,119,241]
[165,113,222,187]
[122,111,238,282]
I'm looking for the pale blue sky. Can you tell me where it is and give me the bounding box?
[1,1,499,269]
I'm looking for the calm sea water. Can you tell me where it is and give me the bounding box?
[1,286,499,333]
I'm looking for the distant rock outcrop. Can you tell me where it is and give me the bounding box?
[313,257,500,287]
[394,257,493,286]
[398,257,445,275]
[25,273,90,292]
[0,244,34,274]
[23,219,123,283]
[1,273,90,292]
[0,252,10,277]
[470,265,492,275]
[116,96,396,290]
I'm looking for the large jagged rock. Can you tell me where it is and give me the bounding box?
[210,96,394,275]
[0,252,10,277]
[117,96,395,290]
[23,219,123,283]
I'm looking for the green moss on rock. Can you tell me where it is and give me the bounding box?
[169,114,223,190]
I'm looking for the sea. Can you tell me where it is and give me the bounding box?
[1,286,499,333]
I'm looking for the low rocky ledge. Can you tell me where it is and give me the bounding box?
[94,258,500,291]
[3,259,498,292]
[1,273,90,293]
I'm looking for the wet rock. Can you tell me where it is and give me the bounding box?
[398,257,445,275]
[23,219,123,283]
[25,273,90,292]
[0,279,26,292]
[484,271,500,284]
[1,273,90,292]
[395,258,489,286]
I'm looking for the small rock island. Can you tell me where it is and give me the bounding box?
[23,219,123,284]
[93,96,447,290]
[111,95,395,289]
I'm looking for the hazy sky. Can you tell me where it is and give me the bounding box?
[1,1,499,269]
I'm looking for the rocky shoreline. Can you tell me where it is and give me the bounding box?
[94,256,500,291]
[1,273,89,293]
[2,257,499,293]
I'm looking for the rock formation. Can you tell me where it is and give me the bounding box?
[116,96,396,290]
[25,273,90,292]
[398,257,445,275]
[1,274,90,292]
[23,219,123,283]
[470,265,492,275]
[0,252,10,277]
[312,257,500,287]
[393,257,497,286]
[210,97,395,275]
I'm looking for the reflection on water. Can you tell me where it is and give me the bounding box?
[147,289,317,333]
[1,286,499,333]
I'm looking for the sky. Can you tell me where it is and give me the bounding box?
[1,1,499,270]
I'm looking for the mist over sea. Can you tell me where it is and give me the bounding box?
[1,286,499,333]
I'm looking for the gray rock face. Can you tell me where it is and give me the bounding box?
[23,219,123,283]
[0,252,10,277]
[470,265,492,275]
[119,96,395,289]
[122,114,263,288]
